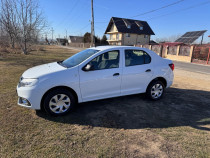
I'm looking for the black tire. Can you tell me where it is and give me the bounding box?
[146,80,165,100]
[43,88,76,116]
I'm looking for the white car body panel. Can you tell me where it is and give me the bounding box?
[17,46,174,110]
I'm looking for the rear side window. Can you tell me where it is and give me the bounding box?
[125,50,151,67]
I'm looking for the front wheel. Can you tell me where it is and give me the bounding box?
[146,80,165,100]
[43,88,76,116]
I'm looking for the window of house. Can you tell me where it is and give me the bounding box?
[88,50,120,70]
[126,33,130,37]
[125,50,151,67]
[144,35,148,38]
[140,26,143,30]
[116,34,119,40]
[127,25,131,29]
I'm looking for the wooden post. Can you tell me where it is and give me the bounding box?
[176,45,180,56]
[190,45,194,63]
[149,45,152,50]
[160,45,163,57]
[207,47,210,65]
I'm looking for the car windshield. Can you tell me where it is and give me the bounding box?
[61,49,99,68]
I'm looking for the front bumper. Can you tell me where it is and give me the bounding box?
[17,85,43,110]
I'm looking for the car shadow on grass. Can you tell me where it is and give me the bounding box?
[37,88,210,131]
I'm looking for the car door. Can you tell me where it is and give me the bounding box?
[121,49,154,95]
[79,49,122,102]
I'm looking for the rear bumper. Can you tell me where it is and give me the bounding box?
[166,71,174,88]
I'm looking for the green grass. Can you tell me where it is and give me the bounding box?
[0,45,210,157]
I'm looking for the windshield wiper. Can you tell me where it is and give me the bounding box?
[57,60,67,68]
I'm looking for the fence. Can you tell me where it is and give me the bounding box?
[68,43,91,48]
[192,46,210,65]
[137,44,210,65]
[137,44,194,63]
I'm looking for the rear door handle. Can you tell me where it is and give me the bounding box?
[145,69,151,72]
[113,73,120,76]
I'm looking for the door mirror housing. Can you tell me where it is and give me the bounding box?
[82,64,94,71]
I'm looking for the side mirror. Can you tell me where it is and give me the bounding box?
[82,64,94,71]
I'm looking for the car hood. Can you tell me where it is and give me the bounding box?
[22,62,66,78]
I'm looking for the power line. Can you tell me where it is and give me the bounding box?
[96,0,186,24]
[96,0,210,30]
[147,0,210,20]
[55,0,81,28]
[130,0,186,18]
[72,23,91,34]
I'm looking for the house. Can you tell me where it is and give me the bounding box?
[56,38,68,45]
[105,17,155,46]
[68,36,84,43]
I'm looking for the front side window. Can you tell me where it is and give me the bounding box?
[61,49,99,68]
[126,33,130,37]
[125,50,151,67]
[89,50,120,70]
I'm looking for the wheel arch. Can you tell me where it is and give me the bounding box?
[147,77,167,90]
[40,86,78,110]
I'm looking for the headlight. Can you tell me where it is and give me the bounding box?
[19,78,38,87]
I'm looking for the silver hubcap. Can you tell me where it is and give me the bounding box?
[49,94,71,114]
[151,84,163,99]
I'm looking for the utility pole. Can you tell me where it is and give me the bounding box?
[66,30,68,39]
[91,0,95,47]
[51,27,54,41]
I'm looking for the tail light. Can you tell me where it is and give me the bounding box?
[169,63,174,71]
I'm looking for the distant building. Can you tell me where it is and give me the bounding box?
[149,40,159,45]
[56,38,68,45]
[105,17,155,46]
[68,36,84,43]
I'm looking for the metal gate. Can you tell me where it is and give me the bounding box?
[192,46,210,65]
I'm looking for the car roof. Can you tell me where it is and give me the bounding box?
[91,45,144,51]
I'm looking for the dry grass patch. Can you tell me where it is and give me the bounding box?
[0,45,210,157]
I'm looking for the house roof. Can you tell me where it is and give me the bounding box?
[69,36,84,43]
[149,40,159,45]
[105,17,155,35]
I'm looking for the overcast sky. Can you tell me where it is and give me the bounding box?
[40,0,210,43]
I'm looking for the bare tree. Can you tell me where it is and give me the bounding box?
[0,0,17,48]
[0,0,47,54]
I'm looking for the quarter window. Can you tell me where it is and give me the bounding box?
[125,50,151,66]
[89,50,120,70]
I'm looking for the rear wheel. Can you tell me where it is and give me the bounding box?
[43,88,76,116]
[146,80,165,100]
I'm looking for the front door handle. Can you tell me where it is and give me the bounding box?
[113,73,120,76]
[145,69,151,72]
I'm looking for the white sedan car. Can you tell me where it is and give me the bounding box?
[17,46,174,116]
